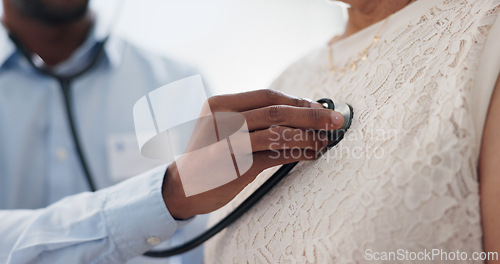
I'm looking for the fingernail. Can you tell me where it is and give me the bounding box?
[331,111,344,129]
[311,102,325,109]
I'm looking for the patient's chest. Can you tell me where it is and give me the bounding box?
[205,59,482,263]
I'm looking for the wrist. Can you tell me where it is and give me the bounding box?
[162,163,194,220]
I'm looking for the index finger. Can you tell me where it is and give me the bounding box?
[207,89,323,112]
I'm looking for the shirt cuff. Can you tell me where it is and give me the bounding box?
[102,165,184,260]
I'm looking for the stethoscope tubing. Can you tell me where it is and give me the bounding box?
[144,161,299,257]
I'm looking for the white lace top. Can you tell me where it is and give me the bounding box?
[205,0,500,263]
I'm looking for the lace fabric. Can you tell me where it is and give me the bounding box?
[205,0,500,263]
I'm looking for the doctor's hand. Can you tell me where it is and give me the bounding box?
[162,89,344,219]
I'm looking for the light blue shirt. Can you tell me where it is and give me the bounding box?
[0,18,206,263]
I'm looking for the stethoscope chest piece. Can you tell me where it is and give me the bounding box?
[316,98,353,150]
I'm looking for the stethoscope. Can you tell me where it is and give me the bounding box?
[9,32,354,258]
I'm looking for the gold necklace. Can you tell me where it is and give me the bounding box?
[328,17,389,76]
[328,0,415,76]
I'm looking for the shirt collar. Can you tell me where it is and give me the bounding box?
[0,14,122,70]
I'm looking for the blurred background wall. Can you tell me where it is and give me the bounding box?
[91,0,346,95]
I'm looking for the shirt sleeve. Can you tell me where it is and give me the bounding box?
[0,165,187,264]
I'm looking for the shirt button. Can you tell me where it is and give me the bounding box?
[56,147,69,161]
[146,236,161,246]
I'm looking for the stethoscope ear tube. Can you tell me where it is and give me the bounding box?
[144,98,353,258]
[8,32,109,192]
